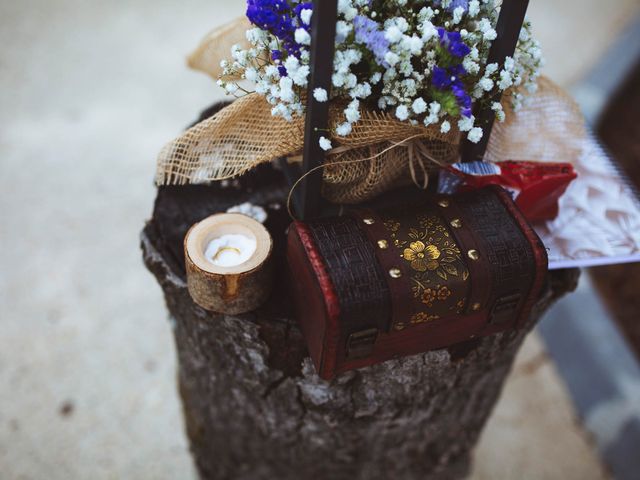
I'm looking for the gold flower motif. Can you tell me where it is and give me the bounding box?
[403,241,441,272]
[410,312,440,324]
[384,219,400,233]
[437,286,451,300]
[422,288,436,307]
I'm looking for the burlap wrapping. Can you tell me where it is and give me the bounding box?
[156,18,586,204]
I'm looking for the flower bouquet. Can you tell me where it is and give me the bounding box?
[222,0,541,146]
[156,0,582,205]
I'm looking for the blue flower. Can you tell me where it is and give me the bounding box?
[433,0,469,12]
[353,15,390,67]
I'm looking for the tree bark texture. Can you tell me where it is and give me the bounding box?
[141,166,579,480]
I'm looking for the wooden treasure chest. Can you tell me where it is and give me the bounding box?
[286,186,548,380]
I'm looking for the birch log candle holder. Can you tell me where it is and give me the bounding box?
[184,213,273,314]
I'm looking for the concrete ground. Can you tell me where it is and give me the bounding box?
[0,0,637,478]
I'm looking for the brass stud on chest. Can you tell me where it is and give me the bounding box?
[438,199,450,208]
[472,302,481,311]
[467,249,480,261]
[363,218,375,225]
[377,239,389,249]
[450,218,462,228]
[389,268,402,279]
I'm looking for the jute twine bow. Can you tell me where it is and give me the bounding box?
[286,133,439,218]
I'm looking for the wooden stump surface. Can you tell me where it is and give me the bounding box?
[141,163,579,480]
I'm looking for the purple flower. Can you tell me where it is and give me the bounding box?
[432,66,452,89]
[437,28,471,58]
[451,82,472,116]
[432,63,473,117]
[449,64,466,77]
[353,15,390,67]
[246,0,309,57]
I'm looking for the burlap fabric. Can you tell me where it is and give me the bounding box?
[156,18,586,204]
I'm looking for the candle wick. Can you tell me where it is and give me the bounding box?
[212,246,242,261]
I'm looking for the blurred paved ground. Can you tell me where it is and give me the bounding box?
[0,1,637,478]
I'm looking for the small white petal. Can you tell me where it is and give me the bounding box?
[313,88,328,102]
[319,136,332,151]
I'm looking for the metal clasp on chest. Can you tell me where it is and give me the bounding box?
[346,328,378,359]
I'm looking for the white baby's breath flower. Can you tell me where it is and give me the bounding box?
[452,7,464,24]
[458,115,475,132]
[483,28,497,41]
[412,98,427,114]
[319,136,332,151]
[463,57,480,75]
[440,120,451,133]
[294,28,311,46]
[467,127,483,143]
[336,20,352,43]
[504,56,515,72]
[350,82,372,99]
[225,83,239,94]
[492,101,505,122]
[300,9,312,26]
[345,99,361,123]
[420,20,437,41]
[279,76,294,102]
[498,70,513,90]
[401,35,424,55]
[385,25,403,43]
[395,104,409,121]
[255,80,269,95]
[485,62,498,75]
[271,103,293,121]
[290,65,310,86]
[246,28,267,44]
[313,87,328,102]
[478,77,494,91]
[384,51,400,66]
[418,6,435,22]
[336,122,352,136]
[392,17,409,33]
[468,0,480,17]
[338,0,357,19]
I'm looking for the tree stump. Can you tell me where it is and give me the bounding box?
[141,164,579,480]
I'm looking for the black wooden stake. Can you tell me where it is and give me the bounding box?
[461,0,530,163]
[296,0,338,220]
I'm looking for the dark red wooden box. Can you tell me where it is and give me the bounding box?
[286,186,548,380]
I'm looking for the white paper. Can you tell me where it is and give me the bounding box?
[532,133,640,270]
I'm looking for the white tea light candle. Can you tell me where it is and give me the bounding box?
[184,213,273,314]
[205,234,257,267]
